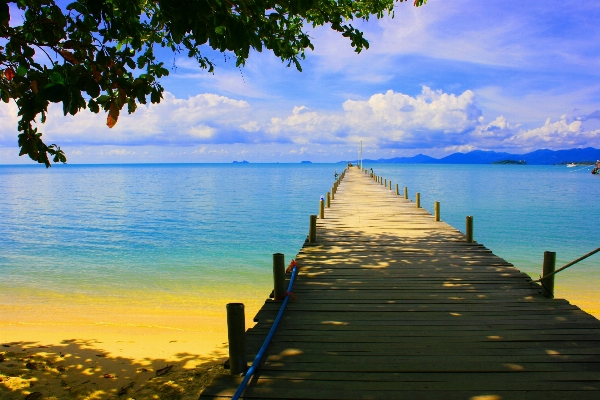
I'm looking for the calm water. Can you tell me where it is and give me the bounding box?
[1,163,599,317]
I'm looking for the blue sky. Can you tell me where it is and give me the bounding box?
[1,0,600,163]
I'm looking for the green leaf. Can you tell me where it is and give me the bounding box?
[0,3,9,26]
[40,83,66,103]
[49,71,64,84]
[84,79,101,98]
[88,99,100,113]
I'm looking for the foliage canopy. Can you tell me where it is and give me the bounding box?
[0,0,426,166]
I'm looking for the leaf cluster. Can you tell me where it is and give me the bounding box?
[0,0,425,166]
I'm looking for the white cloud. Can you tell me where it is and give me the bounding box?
[505,115,598,150]
[2,93,253,147]
[1,86,599,163]
[103,149,137,156]
[0,101,20,145]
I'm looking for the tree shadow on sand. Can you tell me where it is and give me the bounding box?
[0,339,226,400]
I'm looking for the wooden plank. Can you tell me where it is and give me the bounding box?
[205,374,600,391]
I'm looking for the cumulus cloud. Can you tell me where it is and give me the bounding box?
[0,92,259,147]
[342,87,481,147]
[1,86,598,162]
[505,115,598,150]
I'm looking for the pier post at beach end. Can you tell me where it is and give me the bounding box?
[273,253,286,300]
[542,251,556,298]
[226,303,247,375]
[434,201,440,221]
[309,214,317,243]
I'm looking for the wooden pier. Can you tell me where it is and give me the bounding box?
[201,167,600,399]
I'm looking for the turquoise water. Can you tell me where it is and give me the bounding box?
[1,163,599,315]
[0,164,337,312]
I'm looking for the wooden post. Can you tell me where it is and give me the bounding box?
[320,199,325,219]
[309,215,317,243]
[389,181,392,190]
[542,251,556,299]
[273,253,286,300]
[415,192,420,208]
[404,187,408,199]
[434,201,440,221]
[395,184,399,195]
[331,187,335,200]
[384,178,387,187]
[326,192,331,208]
[466,216,473,243]
[226,303,246,375]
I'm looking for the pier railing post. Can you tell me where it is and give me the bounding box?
[384,178,387,187]
[434,201,440,221]
[389,181,392,190]
[542,251,556,299]
[226,303,246,375]
[273,253,286,300]
[466,216,474,243]
[326,192,331,208]
[395,184,399,195]
[331,187,335,200]
[415,192,421,208]
[320,198,325,219]
[404,187,408,199]
[309,214,317,243]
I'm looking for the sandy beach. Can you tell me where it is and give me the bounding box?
[0,327,228,400]
[0,297,267,399]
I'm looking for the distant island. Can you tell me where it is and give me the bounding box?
[344,147,600,165]
[300,161,312,164]
[492,159,526,165]
[233,160,249,164]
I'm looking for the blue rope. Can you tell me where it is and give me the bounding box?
[231,265,298,400]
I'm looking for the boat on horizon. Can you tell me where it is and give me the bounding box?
[567,163,578,167]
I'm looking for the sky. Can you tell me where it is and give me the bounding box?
[1,0,600,164]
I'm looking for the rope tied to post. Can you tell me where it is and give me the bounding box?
[274,291,296,301]
[532,246,600,283]
[230,263,299,400]
[286,259,298,273]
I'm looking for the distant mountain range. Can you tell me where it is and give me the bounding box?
[351,147,600,165]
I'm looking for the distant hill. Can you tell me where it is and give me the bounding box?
[354,147,600,165]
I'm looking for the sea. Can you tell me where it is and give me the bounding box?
[1,163,599,336]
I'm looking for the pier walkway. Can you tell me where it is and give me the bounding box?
[201,167,600,399]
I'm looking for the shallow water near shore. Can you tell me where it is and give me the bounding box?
[1,163,599,353]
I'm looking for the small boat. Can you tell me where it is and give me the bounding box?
[567,163,577,167]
